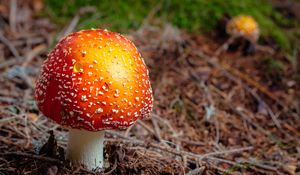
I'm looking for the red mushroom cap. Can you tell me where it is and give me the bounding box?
[35,29,153,131]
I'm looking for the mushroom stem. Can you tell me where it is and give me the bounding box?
[67,129,104,170]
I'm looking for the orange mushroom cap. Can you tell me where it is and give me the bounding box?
[35,29,153,131]
[226,15,260,42]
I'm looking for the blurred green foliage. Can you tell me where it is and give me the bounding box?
[262,57,285,74]
[45,0,293,49]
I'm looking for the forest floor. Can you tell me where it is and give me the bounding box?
[0,1,299,175]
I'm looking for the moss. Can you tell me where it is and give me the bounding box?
[44,0,292,49]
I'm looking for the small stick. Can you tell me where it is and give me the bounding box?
[0,96,18,103]
[0,58,19,69]
[0,31,21,59]
[106,132,253,163]
[246,87,282,130]
[9,0,17,33]
[58,6,96,39]
[107,137,250,174]
[221,62,280,105]
[22,44,47,67]
[0,152,63,165]
[151,117,168,146]
[199,146,253,160]
[137,120,155,135]
[186,166,205,175]
[124,124,134,137]
[58,15,79,38]
[237,158,279,172]
[256,45,275,55]
[214,65,282,132]
[214,36,236,57]
[152,114,178,135]
[175,138,205,146]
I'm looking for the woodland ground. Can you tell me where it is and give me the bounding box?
[0,0,299,175]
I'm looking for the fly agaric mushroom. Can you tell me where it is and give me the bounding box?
[35,29,153,170]
[226,15,260,43]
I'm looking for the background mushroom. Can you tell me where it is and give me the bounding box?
[215,15,260,56]
[35,29,153,170]
[226,15,260,43]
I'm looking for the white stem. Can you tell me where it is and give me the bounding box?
[67,129,104,170]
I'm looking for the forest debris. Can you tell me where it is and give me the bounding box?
[57,6,97,39]
[0,152,63,165]
[186,166,205,175]
[9,0,17,33]
[0,31,21,59]
[281,164,297,175]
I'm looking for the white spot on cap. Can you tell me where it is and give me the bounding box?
[112,109,118,113]
[81,95,88,102]
[135,97,139,102]
[95,108,103,113]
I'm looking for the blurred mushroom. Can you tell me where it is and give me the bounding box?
[214,15,260,56]
[226,15,260,43]
[35,29,153,170]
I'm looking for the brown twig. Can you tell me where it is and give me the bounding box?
[106,137,253,174]
[151,117,169,147]
[137,120,155,135]
[57,6,96,39]
[0,152,63,165]
[9,0,17,33]
[186,166,205,175]
[199,146,253,160]
[0,31,21,60]
[106,131,253,165]
[21,44,47,67]
[214,36,236,57]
